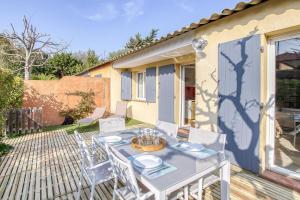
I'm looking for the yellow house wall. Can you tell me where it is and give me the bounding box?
[88,63,112,78]
[110,54,195,125]
[194,0,300,172]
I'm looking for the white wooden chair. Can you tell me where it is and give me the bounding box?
[94,117,126,157]
[99,117,126,134]
[74,131,113,200]
[286,124,300,147]
[77,107,106,125]
[105,144,154,200]
[110,101,128,118]
[156,120,179,138]
[188,127,227,200]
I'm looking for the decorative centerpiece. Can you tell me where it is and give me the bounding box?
[131,128,166,152]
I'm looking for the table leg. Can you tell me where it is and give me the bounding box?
[220,161,230,200]
[155,191,166,200]
[184,186,188,200]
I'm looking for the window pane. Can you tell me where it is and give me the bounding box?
[274,37,300,173]
[137,73,144,98]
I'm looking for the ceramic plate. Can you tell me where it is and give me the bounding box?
[100,136,122,143]
[133,155,163,169]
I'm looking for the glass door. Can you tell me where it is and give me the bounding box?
[268,34,300,179]
[180,65,196,127]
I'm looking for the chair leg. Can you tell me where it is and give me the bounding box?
[184,186,188,200]
[76,167,84,200]
[90,178,96,200]
[197,178,203,200]
[112,177,118,200]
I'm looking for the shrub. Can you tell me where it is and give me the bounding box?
[0,68,24,136]
[60,90,96,122]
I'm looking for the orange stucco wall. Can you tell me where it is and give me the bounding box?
[87,63,112,78]
[23,76,110,126]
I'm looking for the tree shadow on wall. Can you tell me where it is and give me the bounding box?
[193,34,292,198]
[23,86,64,125]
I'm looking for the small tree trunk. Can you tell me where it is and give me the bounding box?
[24,65,30,80]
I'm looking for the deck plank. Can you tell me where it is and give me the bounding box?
[0,129,299,200]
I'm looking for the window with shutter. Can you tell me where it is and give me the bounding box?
[121,72,132,100]
[146,67,156,103]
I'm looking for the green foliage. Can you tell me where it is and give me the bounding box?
[0,142,13,157]
[73,49,103,72]
[86,49,100,68]
[0,68,24,135]
[46,53,82,78]
[107,29,158,60]
[276,79,300,108]
[107,49,128,60]
[60,90,96,121]
[125,29,158,50]
[0,37,23,76]
[31,73,57,80]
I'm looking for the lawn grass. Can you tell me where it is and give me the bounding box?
[43,118,143,134]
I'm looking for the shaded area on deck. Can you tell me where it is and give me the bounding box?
[0,130,299,200]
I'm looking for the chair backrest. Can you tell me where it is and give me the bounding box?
[115,101,128,118]
[90,107,106,120]
[105,144,140,197]
[74,130,93,168]
[156,120,178,138]
[189,127,226,152]
[74,130,84,145]
[296,124,300,132]
[99,117,126,134]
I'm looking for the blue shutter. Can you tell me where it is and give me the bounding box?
[159,65,175,123]
[218,34,261,173]
[121,72,132,100]
[146,67,156,103]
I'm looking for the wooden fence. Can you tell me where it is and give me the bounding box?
[5,107,43,136]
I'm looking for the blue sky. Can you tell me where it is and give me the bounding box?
[0,0,244,58]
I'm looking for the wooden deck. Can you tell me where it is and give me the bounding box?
[1,130,300,200]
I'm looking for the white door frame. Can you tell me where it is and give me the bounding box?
[267,32,300,180]
[180,64,195,127]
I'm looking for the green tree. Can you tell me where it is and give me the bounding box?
[125,29,158,50]
[46,53,82,78]
[0,68,23,135]
[107,29,158,60]
[31,73,57,80]
[0,16,65,80]
[73,49,102,71]
[0,37,23,76]
[107,49,128,60]
[86,49,99,68]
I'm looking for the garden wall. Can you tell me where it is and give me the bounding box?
[23,76,110,126]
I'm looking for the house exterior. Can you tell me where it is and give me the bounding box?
[80,0,300,180]
[77,61,112,78]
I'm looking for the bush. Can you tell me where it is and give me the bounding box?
[60,90,96,123]
[0,68,24,136]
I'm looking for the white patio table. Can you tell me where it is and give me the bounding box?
[93,129,230,200]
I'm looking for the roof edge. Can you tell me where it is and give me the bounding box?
[77,0,268,75]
